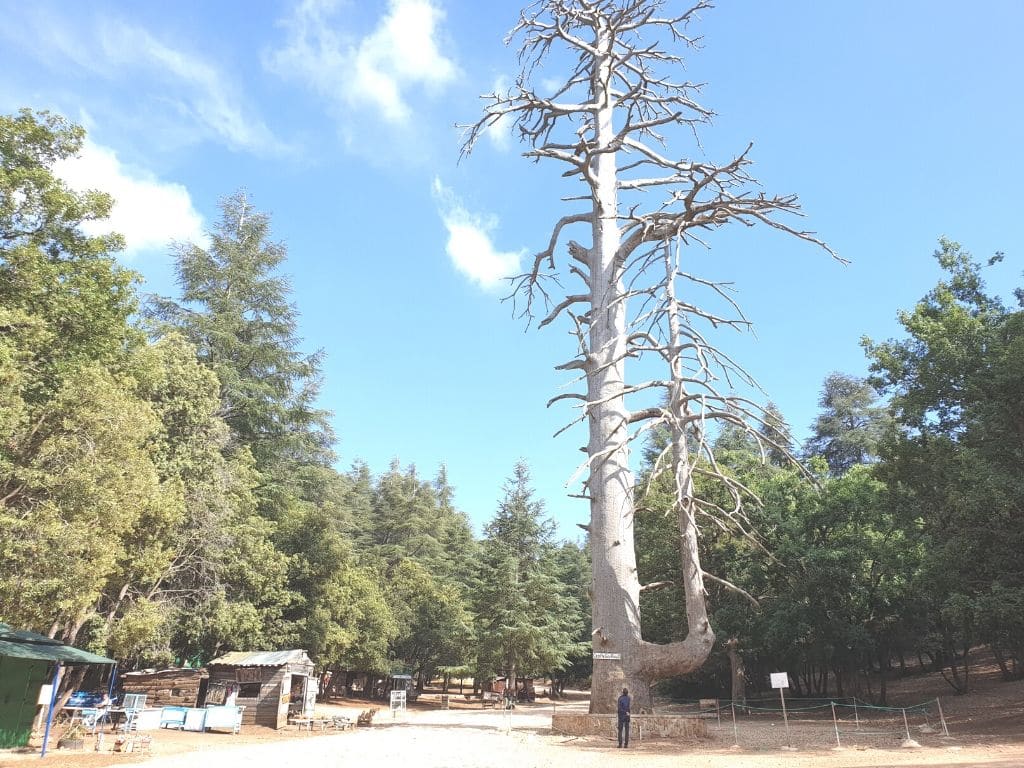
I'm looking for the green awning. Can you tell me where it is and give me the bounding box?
[0,624,114,665]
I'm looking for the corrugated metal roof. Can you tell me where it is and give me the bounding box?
[122,667,207,678]
[0,623,115,665]
[207,650,312,667]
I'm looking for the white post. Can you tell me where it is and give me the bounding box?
[731,702,739,747]
[830,702,841,748]
[779,687,792,749]
[936,698,949,737]
[902,708,911,741]
[853,697,860,730]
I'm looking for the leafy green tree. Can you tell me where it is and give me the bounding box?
[762,401,795,468]
[866,239,1024,689]
[432,465,478,584]
[0,111,300,667]
[471,462,579,685]
[151,192,379,665]
[97,334,288,665]
[804,372,892,475]
[0,109,158,644]
[387,559,475,684]
[150,190,333,486]
[353,460,475,580]
[547,541,592,694]
[639,422,915,703]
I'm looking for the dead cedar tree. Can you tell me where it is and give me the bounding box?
[462,0,838,713]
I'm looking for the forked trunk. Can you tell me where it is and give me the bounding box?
[586,21,713,714]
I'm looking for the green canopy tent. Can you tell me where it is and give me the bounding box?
[0,623,115,752]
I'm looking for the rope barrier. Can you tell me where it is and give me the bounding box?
[689,697,935,717]
[659,694,952,751]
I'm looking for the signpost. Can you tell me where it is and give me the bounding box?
[770,672,793,749]
[390,689,406,719]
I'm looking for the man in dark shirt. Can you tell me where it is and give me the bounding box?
[617,688,631,748]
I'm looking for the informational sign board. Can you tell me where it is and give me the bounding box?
[303,679,317,716]
[770,672,789,689]
[390,689,406,713]
[593,652,621,660]
[38,684,54,705]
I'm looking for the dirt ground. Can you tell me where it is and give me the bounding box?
[3,653,1022,768]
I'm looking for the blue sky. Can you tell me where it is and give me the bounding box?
[2,0,1021,537]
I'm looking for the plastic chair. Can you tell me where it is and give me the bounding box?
[118,709,139,734]
[80,707,109,733]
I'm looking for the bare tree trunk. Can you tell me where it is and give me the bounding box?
[727,638,746,707]
[462,0,835,715]
[585,20,649,712]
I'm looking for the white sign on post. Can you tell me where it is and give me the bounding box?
[390,689,406,715]
[770,672,793,748]
[592,652,621,660]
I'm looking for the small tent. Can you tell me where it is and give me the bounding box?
[0,623,115,749]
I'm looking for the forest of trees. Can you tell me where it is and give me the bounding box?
[2,106,1021,704]
[0,109,588,691]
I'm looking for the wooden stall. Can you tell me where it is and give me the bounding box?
[120,668,208,708]
[206,650,315,729]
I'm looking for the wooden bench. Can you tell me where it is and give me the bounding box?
[290,715,333,732]
[481,692,502,708]
[331,716,354,731]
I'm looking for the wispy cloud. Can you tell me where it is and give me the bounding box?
[432,178,522,290]
[266,0,458,126]
[55,140,207,258]
[96,21,284,154]
[1,7,283,155]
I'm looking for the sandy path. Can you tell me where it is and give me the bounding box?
[5,690,1024,768]
[70,706,1023,768]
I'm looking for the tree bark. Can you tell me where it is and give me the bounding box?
[726,638,746,707]
[586,18,648,714]
[585,18,713,714]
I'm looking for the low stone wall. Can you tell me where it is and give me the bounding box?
[551,712,707,740]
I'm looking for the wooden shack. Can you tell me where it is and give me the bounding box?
[120,668,209,708]
[206,650,315,729]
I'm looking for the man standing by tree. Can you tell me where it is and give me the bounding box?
[617,688,631,748]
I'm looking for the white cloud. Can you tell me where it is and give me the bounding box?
[432,178,523,290]
[55,141,207,258]
[96,21,284,154]
[266,0,458,125]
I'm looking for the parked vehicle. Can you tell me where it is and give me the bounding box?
[372,674,419,702]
